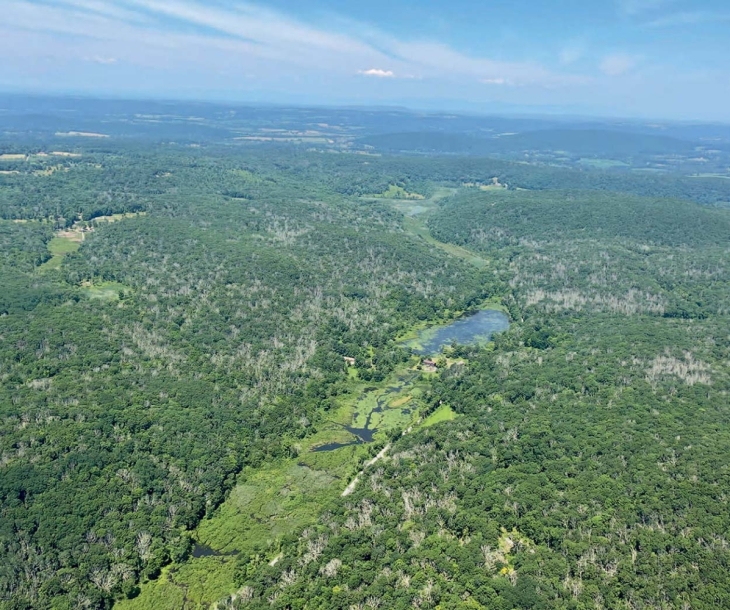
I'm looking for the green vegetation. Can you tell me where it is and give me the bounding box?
[2,103,730,609]
[369,184,425,200]
[48,235,81,255]
[420,403,457,427]
[38,235,81,271]
[0,140,496,609]
[577,158,629,168]
[83,281,128,301]
[227,183,730,610]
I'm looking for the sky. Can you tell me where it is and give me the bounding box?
[2,0,730,121]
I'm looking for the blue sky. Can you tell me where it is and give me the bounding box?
[2,0,730,120]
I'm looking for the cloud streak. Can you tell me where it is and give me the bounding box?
[358,68,395,78]
[1,0,579,90]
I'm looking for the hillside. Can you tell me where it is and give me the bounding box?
[226,189,730,609]
[357,129,705,158]
[1,107,730,610]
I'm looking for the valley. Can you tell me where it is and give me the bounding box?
[1,99,730,610]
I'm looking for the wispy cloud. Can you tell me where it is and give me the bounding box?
[1,0,579,89]
[648,11,730,27]
[88,56,118,64]
[358,68,395,78]
[600,53,639,76]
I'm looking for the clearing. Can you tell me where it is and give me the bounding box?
[82,281,128,301]
[38,235,81,272]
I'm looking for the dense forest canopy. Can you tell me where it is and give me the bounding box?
[0,99,729,610]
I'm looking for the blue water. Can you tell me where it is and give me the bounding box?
[410,309,510,355]
[312,441,360,452]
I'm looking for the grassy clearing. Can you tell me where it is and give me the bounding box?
[49,236,81,255]
[38,236,81,272]
[421,404,457,428]
[0,154,26,160]
[116,557,238,610]
[124,439,362,609]
[38,256,64,272]
[196,461,343,553]
[83,281,128,301]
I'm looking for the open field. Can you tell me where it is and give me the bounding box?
[421,403,458,427]
[82,281,128,301]
[38,235,81,271]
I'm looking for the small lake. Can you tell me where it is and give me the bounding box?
[406,309,510,355]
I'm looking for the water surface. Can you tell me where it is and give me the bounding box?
[408,309,509,355]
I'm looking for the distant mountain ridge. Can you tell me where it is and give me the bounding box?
[358,128,714,157]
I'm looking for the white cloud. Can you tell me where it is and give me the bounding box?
[88,56,118,64]
[481,78,507,85]
[0,0,581,91]
[358,68,395,78]
[600,53,638,76]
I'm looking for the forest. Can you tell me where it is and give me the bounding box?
[0,101,729,610]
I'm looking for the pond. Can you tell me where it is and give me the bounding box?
[312,372,421,452]
[406,309,510,355]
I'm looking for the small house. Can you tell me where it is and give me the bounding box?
[343,356,356,366]
[422,358,437,372]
